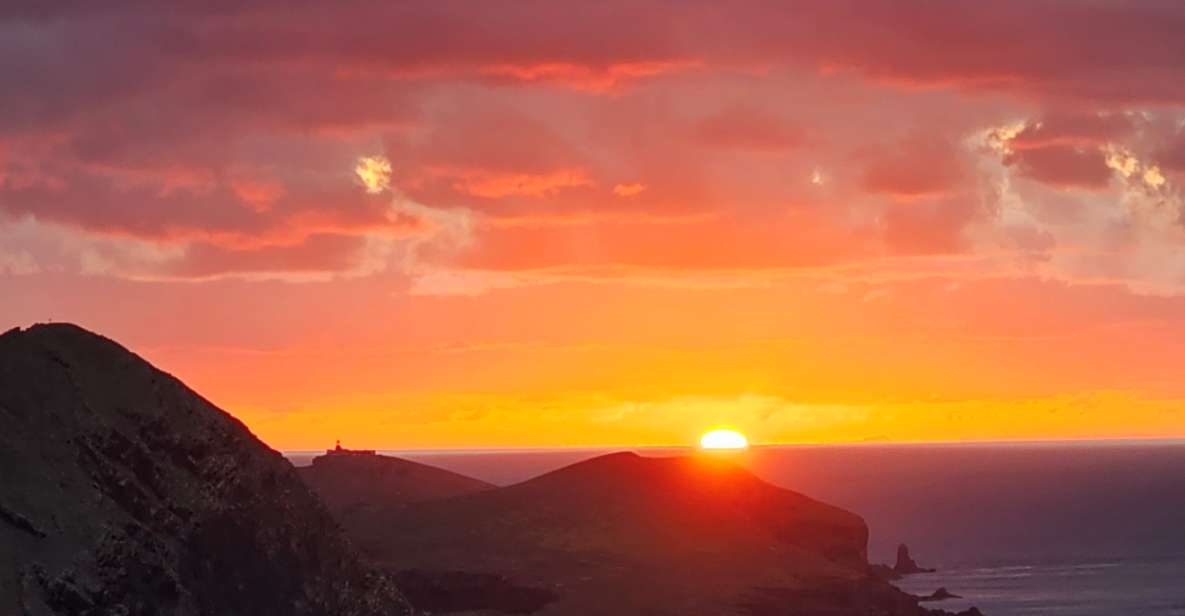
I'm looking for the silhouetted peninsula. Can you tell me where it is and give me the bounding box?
[333,450,982,615]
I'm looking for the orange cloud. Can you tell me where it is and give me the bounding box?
[860,138,968,200]
[231,178,286,213]
[613,183,646,197]
[695,105,806,152]
[481,61,697,92]
[447,168,593,198]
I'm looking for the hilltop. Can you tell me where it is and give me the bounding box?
[298,450,494,516]
[0,324,410,615]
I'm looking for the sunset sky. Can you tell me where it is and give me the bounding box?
[4,2,1185,449]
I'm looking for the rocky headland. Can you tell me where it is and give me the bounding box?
[0,324,410,615]
[321,450,983,615]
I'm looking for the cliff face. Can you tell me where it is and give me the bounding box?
[0,324,412,616]
[298,452,494,517]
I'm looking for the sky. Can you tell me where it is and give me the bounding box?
[3,1,1185,449]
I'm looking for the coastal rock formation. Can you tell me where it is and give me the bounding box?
[920,587,961,602]
[298,450,494,517]
[745,585,979,615]
[895,543,937,575]
[0,324,411,616]
[336,451,979,615]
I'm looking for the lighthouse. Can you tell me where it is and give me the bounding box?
[325,440,376,456]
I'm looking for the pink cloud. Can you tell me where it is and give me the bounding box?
[695,105,807,152]
[1009,112,1136,150]
[443,168,593,199]
[1155,129,1185,174]
[860,138,968,200]
[480,61,697,92]
[4,0,1185,285]
[1004,145,1113,190]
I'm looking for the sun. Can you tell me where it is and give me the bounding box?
[699,429,749,450]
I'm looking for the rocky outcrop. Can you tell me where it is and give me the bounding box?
[0,324,411,616]
[745,583,978,616]
[870,544,938,582]
[895,543,936,575]
[919,587,961,602]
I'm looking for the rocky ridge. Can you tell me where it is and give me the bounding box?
[0,324,411,616]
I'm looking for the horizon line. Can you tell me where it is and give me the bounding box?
[281,435,1185,456]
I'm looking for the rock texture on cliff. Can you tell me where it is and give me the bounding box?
[0,324,411,616]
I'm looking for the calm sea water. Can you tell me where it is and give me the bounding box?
[287,441,1185,615]
[894,556,1185,615]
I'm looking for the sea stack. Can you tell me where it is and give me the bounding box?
[895,543,937,575]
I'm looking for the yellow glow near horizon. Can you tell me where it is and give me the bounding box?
[700,429,749,450]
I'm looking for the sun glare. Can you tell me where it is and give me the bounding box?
[699,429,749,450]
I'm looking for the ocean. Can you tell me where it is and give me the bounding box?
[287,441,1185,615]
[893,556,1185,615]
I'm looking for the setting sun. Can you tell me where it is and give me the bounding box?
[699,429,749,450]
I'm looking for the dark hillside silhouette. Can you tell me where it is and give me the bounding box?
[337,451,981,615]
[298,450,494,517]
[0,324,410,616]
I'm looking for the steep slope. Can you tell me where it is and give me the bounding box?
[0,324,411,616]
[343,452,972,615]
[298,452,494,516]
